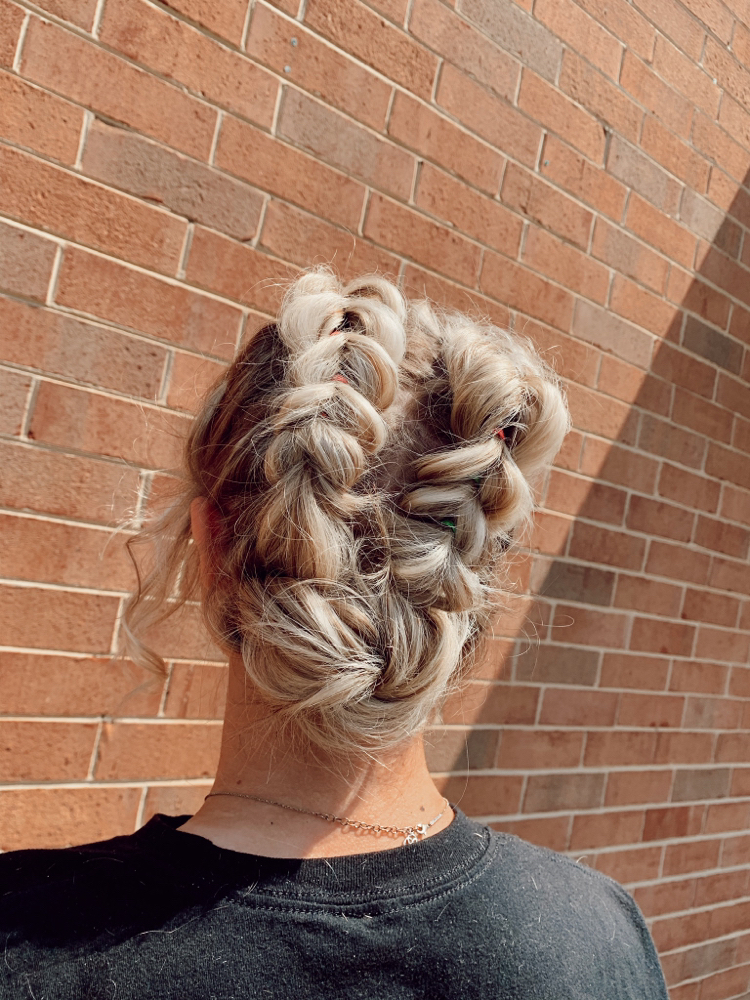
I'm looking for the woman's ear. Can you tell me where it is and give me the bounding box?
[190,496,218,591]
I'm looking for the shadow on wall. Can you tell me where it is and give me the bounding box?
[440,166,749,823]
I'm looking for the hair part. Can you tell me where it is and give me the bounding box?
[121,268,569,758]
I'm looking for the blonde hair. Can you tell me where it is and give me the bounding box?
[122,270,569,757]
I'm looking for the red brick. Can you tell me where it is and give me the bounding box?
[523,772,605,813]
[722,831,750,867]
[699,243,750,311]
[627,495,694,543]
[730,770,750,797]
[607,133,682,214]
[0,513,134,591]
[669,273,732,331]
[409,0,518,100]
[626,194,696,270]
[2,67,86,167]
[692,112,750,187]
[387,91,503,195]
[558,50,642,143]
[305,0,437,97]
[704,36,750,116]
[698,964,750,1000]
[0,651,162,717]
[279,89,414,201]
[681,189,742,258]
[715,733,750,763]
[655,44,718,128]
[490,816,570,852]
[592,845,662,884]
[619,692,684,728]
[717,374,750,421]
[401,264,510,328]
[95,721,221,780]
[540,135,627,221]
[81,120,264,242]
[248,5,391,130]
[0,787,141,852]
[730,664,750,697]
[570,809,646,850]
[591,218,668,293]
[141,600,223,662]
[536,0,621,78]
[167,352,226,413]
[643,804,703,841]
[614,575,682,617]
[682,591,740,631]
[537,688,617,727]
[528,509,573,554]
[654,731,713,765]
[669,660,736,704]
[598,356,671,415]
[502,162,593,250]
[631,0,704,60]
[479,253,574,332]
[584,731,657,767]
[635,876,696,918]
[710,901,750,940]
[164,663,228,720]
[21,18,216,160]
[29,381,187,469]
[364,193,480,286]
[631,618,695,658]
[0,367,31,435]
[705,802,750,837]
[494,729,583,769]
[426,727,500,772]
[261,200,398,280]
[442,682,539,726]
[565,381,636,442]
[185,227,291,314]
[695,516,750,559]
[600,653,669,691]
[569,522,646,570]
[158,0,248,44]
[0,219,57,303]
[638,412,706,468]
[0,0,24,67]
[522,226,608,304]
[518,68,605,162]
[706,447,750,497]
[437,63,542,167]
[56,246,242,358]
[0,438,140,524]
[438,774,524,816]
[2,147,185,277]
[695,626,750,664]
[672,766,731,802]
[574,0,655,58]
[651,342,717,399]
[608,275,678,339]
[31,0,97,28]
[672,389,733,446]
[652,909,712,954]
[100,0,276,126]
[1,303,166,407]
[220,118,366,229]
[416,163,522,258]
[605,769,673,806]
[455,0,564,79]
[0,583,119,652]
[581,438,659,493]
[544,470,626,524]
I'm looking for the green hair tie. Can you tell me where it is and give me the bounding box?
[439,517,457,535]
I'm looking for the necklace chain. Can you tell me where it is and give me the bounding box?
[205,791,449,846]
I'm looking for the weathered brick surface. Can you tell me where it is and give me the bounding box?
[2,1,750,992]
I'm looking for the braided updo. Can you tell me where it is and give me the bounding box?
[122,269,569,756]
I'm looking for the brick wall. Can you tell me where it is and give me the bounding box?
[1,0,749,994]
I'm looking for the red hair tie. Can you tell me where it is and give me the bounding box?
[493,427,506,440]
[332,374,349,384]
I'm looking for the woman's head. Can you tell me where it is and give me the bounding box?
[123,269,569,758]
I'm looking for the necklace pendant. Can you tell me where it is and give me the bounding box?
[403,830,419,845]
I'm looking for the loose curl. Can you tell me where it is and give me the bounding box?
[121,269,569,757]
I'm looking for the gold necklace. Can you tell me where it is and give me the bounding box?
[205,791,449,846]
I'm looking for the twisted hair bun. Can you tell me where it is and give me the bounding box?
[122,269,569,756]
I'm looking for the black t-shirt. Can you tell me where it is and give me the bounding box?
[0,809,668,999]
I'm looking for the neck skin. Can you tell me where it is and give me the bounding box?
[178,498,452,859]
[179,655,452,858]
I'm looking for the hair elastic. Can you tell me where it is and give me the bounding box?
[332,374,349,384]
[493,427,506,440]
[439,517,457,535]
